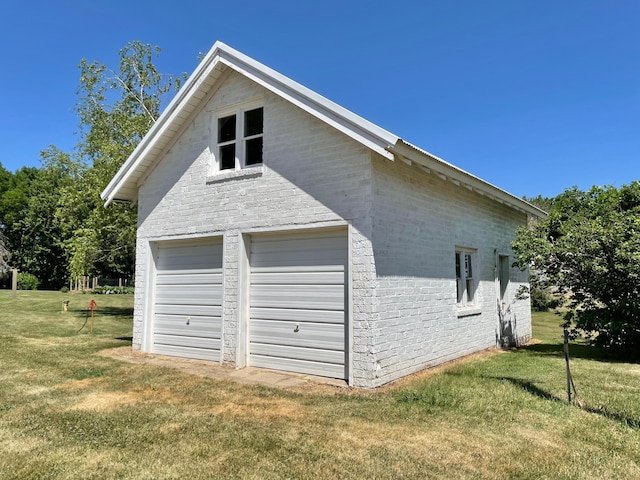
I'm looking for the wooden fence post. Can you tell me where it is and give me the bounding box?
[11,268,18,298]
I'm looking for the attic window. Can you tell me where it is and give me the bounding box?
[215,106,263,171]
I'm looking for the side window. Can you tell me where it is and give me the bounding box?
[214,106,263,172]
[455,248,476,306]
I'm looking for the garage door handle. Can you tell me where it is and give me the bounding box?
[186,316,191,325]
[294,323,299,332]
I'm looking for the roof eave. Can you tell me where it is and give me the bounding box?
[389,140,547,218]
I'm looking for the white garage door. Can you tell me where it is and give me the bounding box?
[153,238,223,361]
[249,230,347,379]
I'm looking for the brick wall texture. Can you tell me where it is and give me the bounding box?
[131,70,532,388]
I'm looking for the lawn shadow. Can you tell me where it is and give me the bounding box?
[521,342,638,364]
[582,405,640,429]
[487,376,564,403]
[488,375,640,430]
[70,306,134,318]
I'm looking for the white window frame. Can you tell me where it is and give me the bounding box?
[455,247,477,308]
[211,101,263,175]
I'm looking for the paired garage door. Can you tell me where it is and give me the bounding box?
[153,238,223,361]
[249,230,347,379]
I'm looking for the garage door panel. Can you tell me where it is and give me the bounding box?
[154,304,221,317]
[153,344,220,362]
[250,307,344,324]
[251,284,343,310]
[250,319,344,350]
[250,249,346,268]
[250,343,343,365]
[157,243,222,270]
[250,354,345,378]
[251,233,344,250]
[158,254,220,271]
[155,315,221,338]
[156,272,222,285]
[155,285,222,305]
[154,334,221,350]
[251,270,344,285]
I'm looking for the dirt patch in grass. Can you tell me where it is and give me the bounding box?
[71,391,141,412]
[58,377,179,412]
[207,395,304,420]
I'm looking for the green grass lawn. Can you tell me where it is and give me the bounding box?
[1,291,639,479]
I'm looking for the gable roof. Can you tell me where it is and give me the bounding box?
[101,41,545,218]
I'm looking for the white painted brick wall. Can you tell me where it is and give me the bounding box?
[369,155,531,387]
[130,69,531,388]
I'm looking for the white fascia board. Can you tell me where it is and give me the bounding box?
[216,45,399,160]
[391,140,547,218]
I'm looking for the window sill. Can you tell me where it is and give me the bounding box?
[206,165,264,184]
[456,306,482,318]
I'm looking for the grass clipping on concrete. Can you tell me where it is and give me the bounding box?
[1,291,639,479]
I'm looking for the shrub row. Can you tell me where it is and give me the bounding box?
[91,286,135,295]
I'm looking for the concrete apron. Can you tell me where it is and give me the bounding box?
[98,346,348,390]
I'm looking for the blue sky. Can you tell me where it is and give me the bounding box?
[0,0,637,198]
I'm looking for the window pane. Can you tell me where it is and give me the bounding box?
[457,278,463,303]
[244,107,263,137]
[465,254,472,278]
[218,115,236,142]
[466,279,474,302]
[245,137,263,165]
[455,253,461,278]
[219,144,235,170]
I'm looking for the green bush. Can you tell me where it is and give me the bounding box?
[92,286,134,295]
[60,286,69,293]
[17,273,40,290]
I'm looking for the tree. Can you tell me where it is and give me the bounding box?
[0,166,40,280]
[57,41,184,279]
[513,183,640,352]
[0,230,9,276]
[0,162,13,276]
[522,194,555,213]
[0,152,77,289]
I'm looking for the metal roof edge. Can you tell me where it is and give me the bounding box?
[390,140,547,218]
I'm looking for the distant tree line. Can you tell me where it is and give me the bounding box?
[0,42,184,289]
